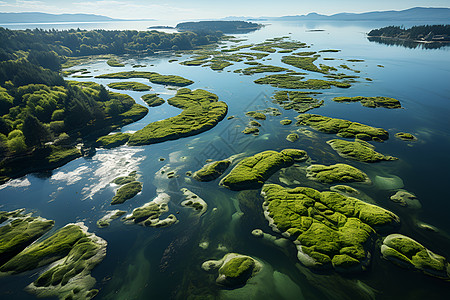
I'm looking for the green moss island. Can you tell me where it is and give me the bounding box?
[306,163,370,184]
[126,88,228,146]
[107,81,152,92]
[327,139,398,162]
[0,222,106,300]
[122,192,177,228]
[106,58,125,67]
[220,149,309,191]
[381,234,450,279]
[296,114,389,142]
[201,253,263,288]
[255,74,351,89]
[332,96,402,109]
[141,93,165,107]
[262,184,400,272]
[96,71,193,87]
[193,159,231,182]
[273,91,324,113]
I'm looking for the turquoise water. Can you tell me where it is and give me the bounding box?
[0,21,450,299]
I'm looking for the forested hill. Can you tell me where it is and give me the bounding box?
[176,21,262,33]
[368,25,450,41]
[0,26,224,182]
[0,27,221,67]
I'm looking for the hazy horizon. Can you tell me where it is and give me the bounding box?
[0,0,449,21]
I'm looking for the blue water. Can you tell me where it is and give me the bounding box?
[0,20,450,299]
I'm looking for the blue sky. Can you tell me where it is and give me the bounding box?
[0,0,448,21]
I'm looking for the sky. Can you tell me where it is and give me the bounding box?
[0,0,449,21]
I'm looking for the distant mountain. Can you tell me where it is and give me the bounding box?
[0,12,152,23]
[272,7,450,22]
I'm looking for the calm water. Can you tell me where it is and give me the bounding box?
[1,20,450,300]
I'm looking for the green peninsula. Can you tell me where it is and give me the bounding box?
[333,96,401,109]
[296,114,389,141]
[220,149,308,191]
[96,71,194,87]
[262,184,400,272]
[127,88,228,146]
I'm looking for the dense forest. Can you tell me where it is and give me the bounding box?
[368,25,450,41]
[176,21,262,34]
[0,27,221,70]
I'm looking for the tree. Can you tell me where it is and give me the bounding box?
[22,114,50,147]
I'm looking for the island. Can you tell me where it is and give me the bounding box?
[176,21,263,34]
[367,25,450,49]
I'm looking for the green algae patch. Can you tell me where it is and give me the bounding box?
[111,181,142,205]
[332,96,401,109]
[193,159,231,182]
[327,139,398,162]
[96,132,131,148]
[220,149,308,191]
[106,58,125,67]
[0,211,54,266]
[202,253,263,288]
[142,93,165,107]
[281,55,328,73]
[123,192,177,227]
[1,222,107,299]
[306,163,370,184]
[128,88,228,146]
[395,132,417,141]
[286,133,299,142]
[381,234,450,279]
[273,91,323,113]
[97,210,126,228]
[261,184,400,272]
[245,111,266,120]
[255,74,351,89]
[296,114,389,142]
[96,71,194,87]
[107,81,151,92]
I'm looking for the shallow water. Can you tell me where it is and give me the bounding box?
[1,20,450,299]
